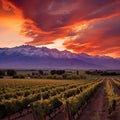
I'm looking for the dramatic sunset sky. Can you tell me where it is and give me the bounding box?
[0,0,120,58]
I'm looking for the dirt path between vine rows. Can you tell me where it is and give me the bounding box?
[110,80,120,120]
[52,111,66,120]
[78,81,109,120]
[53,81,109,120]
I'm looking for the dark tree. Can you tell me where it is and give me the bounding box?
[51,70,65,75]
[51,70,56,75]
[7,70,16,76]
[76,70,79,75]
[0,70,5,76]
[56,70,65,75]
[39,70,43,75]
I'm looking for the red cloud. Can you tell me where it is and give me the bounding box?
[1,0,120,57]
[64,15,120,57]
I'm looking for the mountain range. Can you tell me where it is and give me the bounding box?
[0,45,120,69]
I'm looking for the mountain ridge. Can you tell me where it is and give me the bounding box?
[0,45,120,69]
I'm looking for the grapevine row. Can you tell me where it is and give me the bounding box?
[105,80,117,114]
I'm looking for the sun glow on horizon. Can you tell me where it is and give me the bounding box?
[37,38,67,51]
[0,16,32,47]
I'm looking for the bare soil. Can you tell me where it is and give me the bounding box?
[77,82,109,120]
[52,111,66,120]
[1,109,35,120]
[110,80,120,120]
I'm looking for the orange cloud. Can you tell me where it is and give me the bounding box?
[0,0,32,47]
[0,0,120,58]
[64,15,120,58]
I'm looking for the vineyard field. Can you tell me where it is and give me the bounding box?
[0,77,120,120]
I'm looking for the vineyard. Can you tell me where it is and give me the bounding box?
[0,77,120,120]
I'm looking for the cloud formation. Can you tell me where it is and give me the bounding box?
[64,15,120,57]
[0,0,120,57]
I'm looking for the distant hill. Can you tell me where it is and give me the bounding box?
[0,45,120,69]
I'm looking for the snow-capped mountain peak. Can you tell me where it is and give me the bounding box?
[0,45,120,69]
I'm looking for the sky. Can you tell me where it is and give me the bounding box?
[0,0,120,58]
